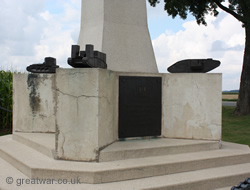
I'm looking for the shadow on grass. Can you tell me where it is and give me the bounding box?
[0,127,12,136]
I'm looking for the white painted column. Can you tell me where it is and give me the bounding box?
[78,0,158,73]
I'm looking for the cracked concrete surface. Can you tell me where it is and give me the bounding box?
[13,73,56,133]
[56,89,111,106]
[13,69,222,162]
[55,68,117,161]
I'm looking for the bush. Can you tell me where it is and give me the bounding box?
[0,70,13,135]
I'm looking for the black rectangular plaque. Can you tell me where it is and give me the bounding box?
[119,76,162,138]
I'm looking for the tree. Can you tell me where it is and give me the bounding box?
[148,0,250,115]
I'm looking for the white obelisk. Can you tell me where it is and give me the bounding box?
[78,0,158,73]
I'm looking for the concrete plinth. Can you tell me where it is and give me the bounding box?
[13,73,56,133]
[13,69,222,161]
[162,74,222,140]
[78,0,158,73]
[55,69,117,161]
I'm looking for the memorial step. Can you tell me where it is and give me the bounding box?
[99,137,220,162]
[0,135,250,186]
[215,187,234,190]
[12,132,55,159]
[13,132,220,161]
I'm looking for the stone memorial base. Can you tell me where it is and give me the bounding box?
[1,69,250,189]
[13,68,221,161]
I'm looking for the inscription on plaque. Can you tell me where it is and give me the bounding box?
[119,76,162,138]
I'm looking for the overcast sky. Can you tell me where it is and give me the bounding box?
[0,0,245,90]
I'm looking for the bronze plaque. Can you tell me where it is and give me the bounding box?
[119,76,162,138]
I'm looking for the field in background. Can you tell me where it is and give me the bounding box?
[222,94,238,101]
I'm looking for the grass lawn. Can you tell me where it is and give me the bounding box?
[222,106,250,146]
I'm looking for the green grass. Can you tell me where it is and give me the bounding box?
[222,106,250,146]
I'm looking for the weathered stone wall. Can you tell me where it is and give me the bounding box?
[13,69,222,161]
[162,74,222,140]
[55,69,117,161]
[13,73,56,133]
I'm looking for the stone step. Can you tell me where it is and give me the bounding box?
[0,150,250,190]
[215,187,234,190]
[0,135,250,186]
[12,132,55,159]
[13,132,221,162]
[112,164,250,190]
[99,137,220,162]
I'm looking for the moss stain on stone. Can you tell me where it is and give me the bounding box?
[27,74,41,115]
